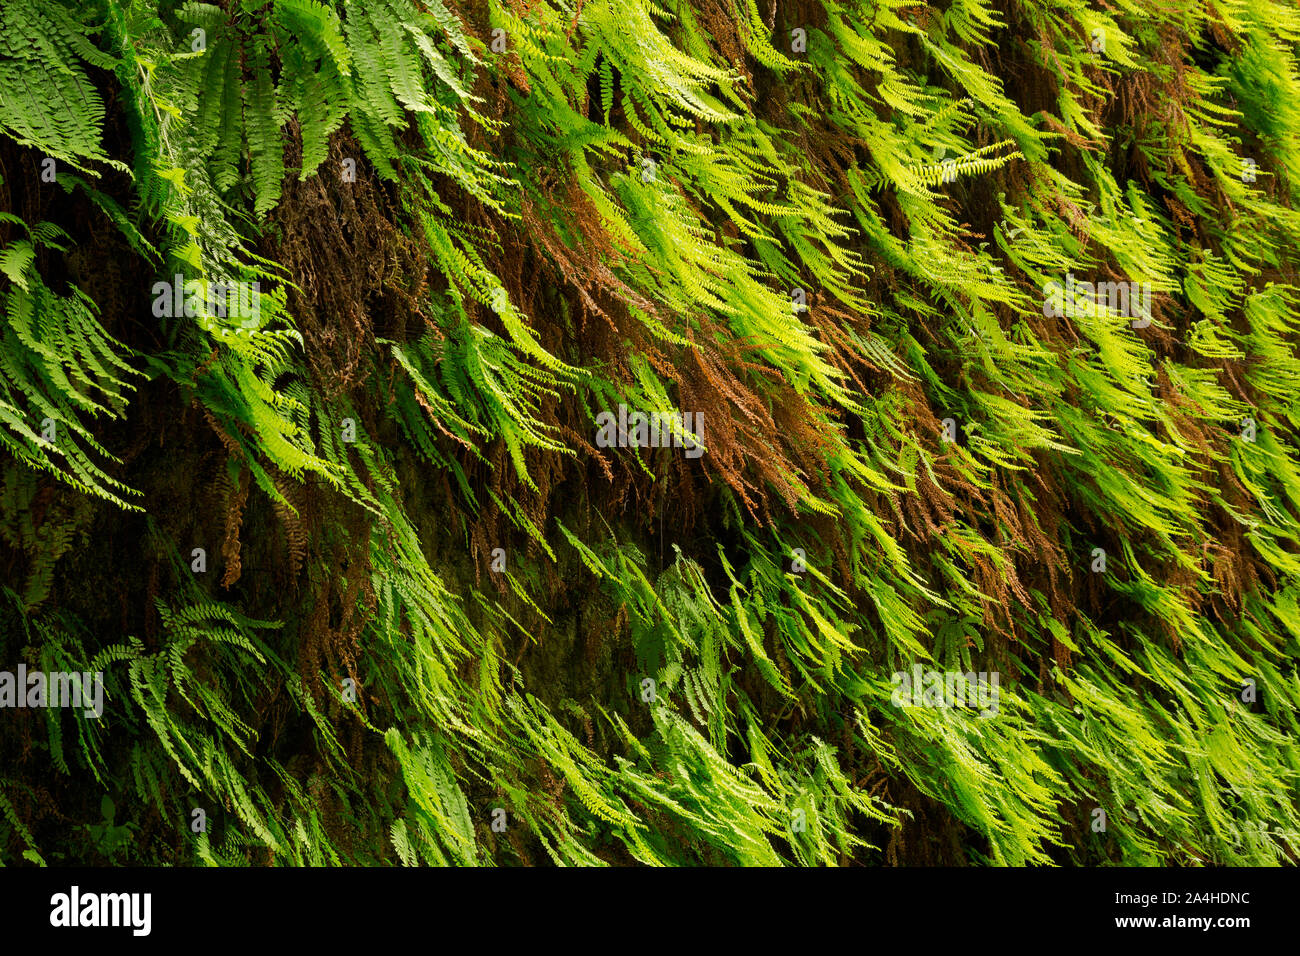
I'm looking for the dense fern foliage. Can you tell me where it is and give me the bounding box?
[1,0,1298,866]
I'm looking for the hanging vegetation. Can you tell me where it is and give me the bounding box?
[1,0,1298,866]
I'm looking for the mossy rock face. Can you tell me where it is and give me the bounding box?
[1,0,1300,867]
